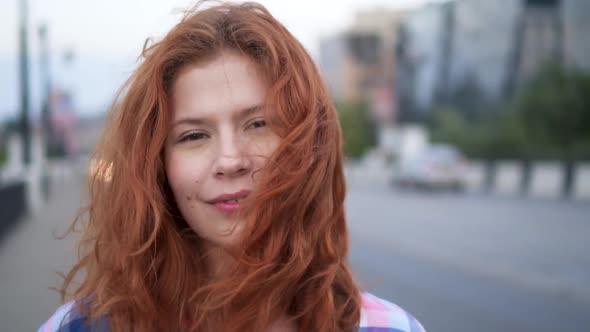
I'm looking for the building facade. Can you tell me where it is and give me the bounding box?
[319,8,409,124]
[398,0,589,114]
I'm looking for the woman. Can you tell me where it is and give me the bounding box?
[39,2,426,331]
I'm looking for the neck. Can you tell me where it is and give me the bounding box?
[203,243,235,278]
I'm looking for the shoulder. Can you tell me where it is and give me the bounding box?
[358,292,426,332]
[38,301,79,332]
[38,301,108,332]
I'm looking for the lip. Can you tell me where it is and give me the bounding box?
[206,190,251,204]
[206,190,251,214]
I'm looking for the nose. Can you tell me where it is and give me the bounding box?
[213,132,252,179]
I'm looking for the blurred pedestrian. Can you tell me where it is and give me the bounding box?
[39,2,425,331]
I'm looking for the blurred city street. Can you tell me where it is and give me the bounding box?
[347,173,590,332]
[0,167,589,332]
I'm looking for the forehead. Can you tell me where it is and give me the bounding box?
[171,52,267,119]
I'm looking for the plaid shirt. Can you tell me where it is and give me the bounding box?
[38,292,426,332]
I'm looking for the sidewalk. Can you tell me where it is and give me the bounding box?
[0,174,85,331]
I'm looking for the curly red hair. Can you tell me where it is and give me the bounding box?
[61,2,362,331]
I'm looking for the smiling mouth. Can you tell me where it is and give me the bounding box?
[207,190,251,204]
[205,189,251,214]
[210,199,242,214]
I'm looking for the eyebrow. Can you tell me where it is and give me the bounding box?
[171,105,264,128]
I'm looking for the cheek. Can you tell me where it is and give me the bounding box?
[165,152,207,199]
[247,133,280,161]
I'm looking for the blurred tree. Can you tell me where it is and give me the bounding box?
[335,100,376,159]
[514,62,590,196]
[515,62,590,160]
[430,106,469,147]
[430,62,590,196]
[0,146,6,168]
[430,62,590,161]
[0,122,7,168]
[430,106,498,159]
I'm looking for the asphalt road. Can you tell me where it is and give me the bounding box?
[1,175,588,331]
[347,186,590,332]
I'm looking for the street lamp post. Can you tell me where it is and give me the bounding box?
[39,23,53,156]
[39,23,52,199]
[19,0,31,166]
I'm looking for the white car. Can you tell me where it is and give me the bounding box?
[393,144,468,191]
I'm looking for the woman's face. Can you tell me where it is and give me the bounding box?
[165,52,279,249]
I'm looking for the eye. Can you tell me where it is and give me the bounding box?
[247,119,267,130]
[178,132,208,143]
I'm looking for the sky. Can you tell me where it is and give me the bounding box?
[0,0,438,120]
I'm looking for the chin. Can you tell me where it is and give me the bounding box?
[194,220,245,249]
